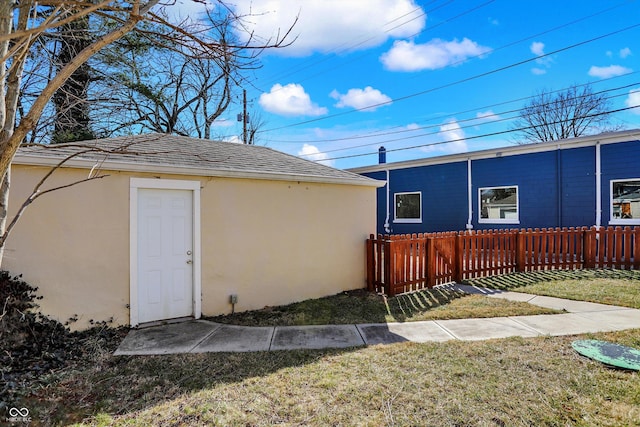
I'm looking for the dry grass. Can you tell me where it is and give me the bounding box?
[14,269,640,426]
[207,286,558,327]
[28,330,640,426]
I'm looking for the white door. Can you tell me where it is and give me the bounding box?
[137,188,194,323]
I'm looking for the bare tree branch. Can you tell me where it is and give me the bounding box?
[511,83,622,144]
[0,1,298,265]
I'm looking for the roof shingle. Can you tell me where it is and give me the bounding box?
[16,133,380,186]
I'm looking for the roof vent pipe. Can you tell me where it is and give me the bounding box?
[378,146,387,164]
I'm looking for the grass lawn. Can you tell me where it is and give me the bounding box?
[207,285,560,326]
[466,268,640,309]
[14,269,640,426]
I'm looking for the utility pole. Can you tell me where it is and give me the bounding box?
[237,89,250,144]
[242,89,248,144]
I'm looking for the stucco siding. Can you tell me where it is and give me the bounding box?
[199,177,375,316]
[5,166,131,327]
[5,165,375,329]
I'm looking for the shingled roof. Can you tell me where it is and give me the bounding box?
[14,133,382,187]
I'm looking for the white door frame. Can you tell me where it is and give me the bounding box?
[129,178,202,326]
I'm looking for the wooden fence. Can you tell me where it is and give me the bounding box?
[366,226,640,296]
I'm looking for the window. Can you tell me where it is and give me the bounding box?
[610,179,640,225]
[479,186,519,224]
[394,192,421,223]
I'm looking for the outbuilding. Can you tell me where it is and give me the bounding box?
[6,134,382,329]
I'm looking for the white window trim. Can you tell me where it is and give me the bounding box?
[129,178,202,327]
[609,178,640,226]
[393,191,422,223]
[478,185,520,225]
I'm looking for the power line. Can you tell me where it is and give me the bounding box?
[270,76,640,145]
[401,0,630,83]
[301,91,635,158]
[246,2,436,91]
[298,91,634,158]
[278,0,495,89]
[243,0,494,100]
[322,105,640,162]
[256,8,638,134]
[294,82,640,156]
[248,0,622,101]
[217,1,638,151]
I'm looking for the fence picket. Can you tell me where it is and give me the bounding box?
[365,226,639,296]
[623,227,631,269]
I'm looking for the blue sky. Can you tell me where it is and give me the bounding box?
[178,0,640,169]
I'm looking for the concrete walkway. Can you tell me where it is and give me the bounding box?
[114,285,640,355]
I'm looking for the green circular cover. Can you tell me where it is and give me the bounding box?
[572,339,640,371]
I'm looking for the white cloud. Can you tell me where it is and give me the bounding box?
[530,41,553,70]
[380,38,490,72]
[421,120,467,154]
[229,0,425,57]
[588,65,632,78]
[161,1,211,21]
[212,118,235,128]
[620,47,632,58]
[330,86,392,111]
[440,120,465,143]
[223,135,242,144]
[488,17,499,26]
[259,83,327,117]
[298,143,334,166]
[530,42,545,56]
[625,88,640,114]
[476,110,500,122]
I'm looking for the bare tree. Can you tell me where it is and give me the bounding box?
[92,32,238,139]
[28,7,268,142]
[512,84,620,144]
[0,1,294,265]
[246,110,267,145]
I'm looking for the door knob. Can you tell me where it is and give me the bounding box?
[186,259,192,264]
[187,250,192,255]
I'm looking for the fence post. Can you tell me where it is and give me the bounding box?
[383,236,392,296]
[516,230,525,272]
[454,233,463,282]
[426,236,435,288]
[584,227,595,268]
[634,227,640,270]
[366,235,374,292]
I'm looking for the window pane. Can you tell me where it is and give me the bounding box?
[612,180,640,219]
[396,193,420,219]
[480,187,517,220]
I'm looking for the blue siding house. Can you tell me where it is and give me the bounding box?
[348,130,640,234]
